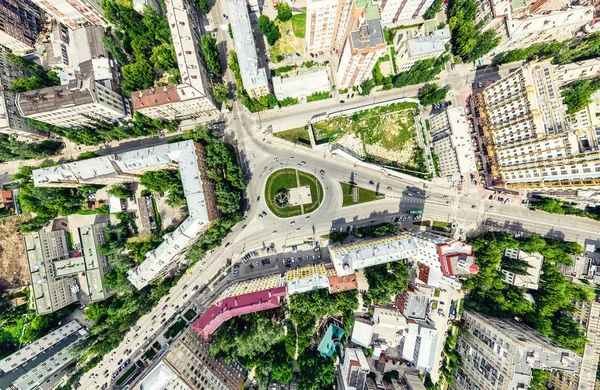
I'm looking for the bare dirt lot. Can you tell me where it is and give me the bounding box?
[0,216,30,289]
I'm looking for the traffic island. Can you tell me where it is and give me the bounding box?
[265,169,323,218]
[340,182,385,207]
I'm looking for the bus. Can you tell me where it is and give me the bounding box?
[408,210,423,215]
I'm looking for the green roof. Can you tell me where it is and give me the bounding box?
[513,0,526,9]
[317,324,344,358]
[365,1,380,20]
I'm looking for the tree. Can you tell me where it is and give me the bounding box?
[418,84,450,105]
[212,81,229,103]
[139,170,181,193]
[364,261,410,304]
[423,0,442,19]
[562,78,600,114]
[0,135,63,162]
[383,370,400,382]
[197,0,209,13]
[76,151,100,161]
[121,60,155,94]
[448,0,499,62]
[258,15,281,46]
[107,184,133,199]
[277,2,292,21]
[297,349,335,390]
[6,54,60,92]
[201,34,222,77]
[150,43,177,72]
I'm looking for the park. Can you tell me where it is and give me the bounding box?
[264,169,324,218]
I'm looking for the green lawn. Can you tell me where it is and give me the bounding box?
[0,316,26,359]
[431,220,451,232]
[183,309,196,322]
[274,127,312,146]
[340,182,384,207]
[164,319,186,339]
[116,365,137,386]
[291,13,306,38]
[264,169,323,218]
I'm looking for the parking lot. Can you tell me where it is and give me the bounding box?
[232,246,329,280]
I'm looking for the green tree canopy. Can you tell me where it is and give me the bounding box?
[364,261,410,304]
[200,34,222,77]
[107,184,133,199]
[418,84,450,105]
[258,15,281,46]
[121,60,155,94]
[276,2,292,21]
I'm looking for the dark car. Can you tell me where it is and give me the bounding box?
[369,180,374,184]
[340,100,345,103]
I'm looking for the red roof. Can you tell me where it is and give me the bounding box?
[131,85,182,111]
[192,286,287,339]
[328,274,358,293]
[437,241,477,276]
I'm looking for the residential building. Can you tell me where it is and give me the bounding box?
[371,306,409,355]
[317,324,345,358]
[474,60,600,190]
[429,107,477,179]
[328,273,359,293]
[25,224,112,315]
[554,58,600,86]
[0,321,87,390]
[451,310,581,390]
[373,0,434,27]
[492,7,593,55]
[29,0,108,29]
[396,287,429,321]
[0,0,44,53]
[228,0,270,98]
[285,264,333,295]
[0,47,46,138]
[395,27,450,72]
[404,372,428,390]
[192,286,287,339]
[351,320,374,348]
[139,362,192,390]
[500,248,543,290]
[305,0,351,53]
[31,140,220,289]
[401,321,439,372]
[132,0,219,120]
[16,78,131,128]
[273,70,331,101]
[337,0,387,89]
[338,347,370,390]
[329,232,478,288]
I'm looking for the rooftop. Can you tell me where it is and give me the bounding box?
[272,70,330,99]
[228,0,269,91]
[131,85,182,111]
[407,27,451,56]
[317,324,345,358]
[16,79,95,117]
[350,18,385,51]
[351,320,374,347]
[506,6,594,37]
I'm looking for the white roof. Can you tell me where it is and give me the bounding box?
[272,70,331,99]
[373,307,408,328]
[139,361,191,390]
[402,322,439,372]
[33,156,117,186]
[554,58,600,85]
[407,27,451,57]
[351,320,374,347]
[228,0,269,91]
[506,6,593,38]
[446,107,477,175]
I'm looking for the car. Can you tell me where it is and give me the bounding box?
[320,169,325,175]
[262,211,267,216]
[387,186,393,190]
[290,156,295,160]
[443,195,449,199]
[296,227,301,231]
[306,215,310,219]
[272,230,277,234]
[182,284,188,289]
[263,166,268,172]
[471,205,477,208]
[225,242,231,247]
[151,315,157,321]
[117,359,123,366]
[529,207,536,211]
[162,305,168,310]
[192,284,199,291]
[301,161,306,165]
[290,221,295,225]
[340,100,345,103]
[369,180,374,184]
[257,196,260,201]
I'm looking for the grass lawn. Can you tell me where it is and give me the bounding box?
[340,182,384,207]
[116,365,137,386]
[274,127,312,146]
[431,220,451,232]
[183,309,196,322]
[264,169,323,218]
[164,319,186,339]
[0,316,26,359]
[291,13,306,38]
[269,19,304,61]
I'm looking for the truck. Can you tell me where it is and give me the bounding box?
[408,210,423,215]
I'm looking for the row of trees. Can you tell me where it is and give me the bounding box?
[0,135,63,163]
[495,32,600,66]
[423,0,443,20]
[200,34,222,77]
[561,78,600,114]
[28,112,178,146]
[448,0,500,62]
[464,232,590,353]
[6,53,60,92]
[532,196,600,222]
[418,84,450,106]
[101,0,178,94]
[140,170,186,207]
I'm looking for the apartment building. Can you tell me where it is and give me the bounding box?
[29,0,108,29]
[285,264,333,295]
[373,0,434,27]
[132,0,219,120]
[429,107,477,179]
[500,248,543,290]
[0,47,47,139]
[395,27,450,72]
[306,0,351,52]
[25,224,112,315]
[0,0,44,53]
[337,0,387,89]
[337,347,370,390]
[16,78,131,128]
[228,0,269,98]
[0,321,87,390]
[31,140,220,289]
[474,60,600,190]
[451,310,581,390]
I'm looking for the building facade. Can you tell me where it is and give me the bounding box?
[272,70,331,101]
[337,0,387,88]
[132,0,219,120]
[29,0,108,29]
[228,0,269,98]
[16,78,130,128]
[452,310,582,390]
[395,27,450,72]
[474,60,600,190]
[0,0,45,53]
[373,0,434,27]
[305,0,351,53]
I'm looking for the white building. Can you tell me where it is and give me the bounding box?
[273,70,331,101]
[402,322,439,372]
[29,0,109,29]
[395,27,450,72]
[500,248,543,290]
[554,58,600,86]
[339,348,370,390]
[138,361,192,390]
[493,6,594,54]
[430,107,477,179]
[132,0,219,120]
[306,0,352,53]
[228,0,269,98]
[0,321,87,390]
[31,141,220,290]
[284,264,332,295]
[16,78,131,128]
[337,1,387,89]
[373,0,434,27]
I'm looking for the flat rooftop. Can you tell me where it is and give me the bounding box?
[17,79,95,117]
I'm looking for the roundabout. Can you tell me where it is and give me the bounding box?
[264,168,324,218]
